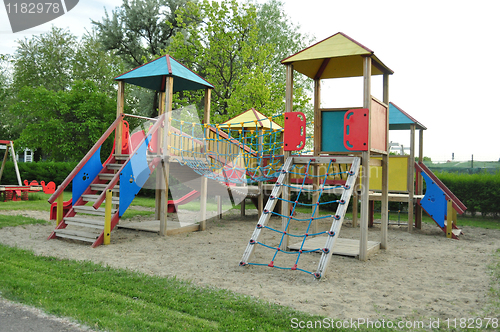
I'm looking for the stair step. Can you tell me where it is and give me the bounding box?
[98,173,117,180]
[64,217,105,229]
[73,205,117,216]
[452,229,462,237]
[54,228,101,243]
[114,154,130,160]
[82,194,119,204]
[90,184,120,192]
[107,163,123,170]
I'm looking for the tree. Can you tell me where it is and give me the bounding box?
[169,0,286,122]
[12,26,76,92]
[7,27,127,159]
[0,54,14,139]
[11,80,116,161]
[72,30,126,96]
[92,0,192,68]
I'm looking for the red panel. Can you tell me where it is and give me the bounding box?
[284,112,306,151]
[343,109,368,151]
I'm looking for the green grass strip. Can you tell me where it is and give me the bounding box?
[0,244,331,332]
[0,214,49,229]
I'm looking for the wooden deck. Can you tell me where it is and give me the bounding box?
[289,237,380,259]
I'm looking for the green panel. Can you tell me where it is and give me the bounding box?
[321,111,348,152]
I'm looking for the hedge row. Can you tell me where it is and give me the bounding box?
[436,171,500,217]
[0,161,77,189]
[0,161,179,199]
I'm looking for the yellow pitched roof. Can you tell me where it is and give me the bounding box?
[219,108,283,130]
[281,32,393,79]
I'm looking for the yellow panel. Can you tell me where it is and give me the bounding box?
[369,156,409,192]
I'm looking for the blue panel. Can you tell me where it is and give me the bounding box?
[420,172,447,227]
[73,147,103,205]
[119,140,151,216]
[321,111,348,152]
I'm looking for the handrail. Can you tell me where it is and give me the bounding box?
[92,113,166,210]
[48,115,125,204]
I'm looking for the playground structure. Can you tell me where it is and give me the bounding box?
[47,55,284,246]
[0,140,43,201]
[46,33,466,278]
[240,32,392,278]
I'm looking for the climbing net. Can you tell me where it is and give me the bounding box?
[240,157,360,278]
[167,107,285,184]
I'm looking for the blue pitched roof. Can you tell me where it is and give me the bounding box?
[114,55,214,92]
[389,102,426,130]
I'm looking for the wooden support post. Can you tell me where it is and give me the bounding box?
[446,199,453,238]
[359,56,371,262]
[115,81,125,154]
[0,147,9,182]
[155,91,165,220]
[368,200,374,227]
[9,142,22,186]
[380,73,390,249]
[217,196,222,219]
[257,128,264,217]
[312,78,321,235]
[200,88,211,231]
[104,189,112,245]
[415,129,424,229]
[407,124,415,233]
[352,189,359,227]
[281,64,293,250]
[56,187,63,226]
[240,198,246,216]
[160,77,174,236]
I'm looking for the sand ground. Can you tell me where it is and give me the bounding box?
[0,208,498,322]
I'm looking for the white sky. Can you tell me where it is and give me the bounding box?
[1,0,499,161]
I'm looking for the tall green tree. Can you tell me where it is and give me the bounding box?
[0,54,13,139]
[11,80,116,161]
[9,28,126,159]
[170,0,285,122]
[72,30,126,95]
[13,26,76,92]
[92,0,192,68]
[255,0,313,109]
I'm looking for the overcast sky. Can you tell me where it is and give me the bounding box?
[1,0,499,162]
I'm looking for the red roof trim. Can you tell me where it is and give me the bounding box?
[166,55,172,75]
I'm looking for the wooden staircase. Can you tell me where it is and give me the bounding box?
[49,157,126,247]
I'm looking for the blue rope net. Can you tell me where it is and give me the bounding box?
[243,158,354,277]
[168,110,285,184]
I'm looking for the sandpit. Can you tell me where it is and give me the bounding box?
[0,208,498,321]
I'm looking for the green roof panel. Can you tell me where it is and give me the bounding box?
[389,103,426,130]
[115,55,214,92]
